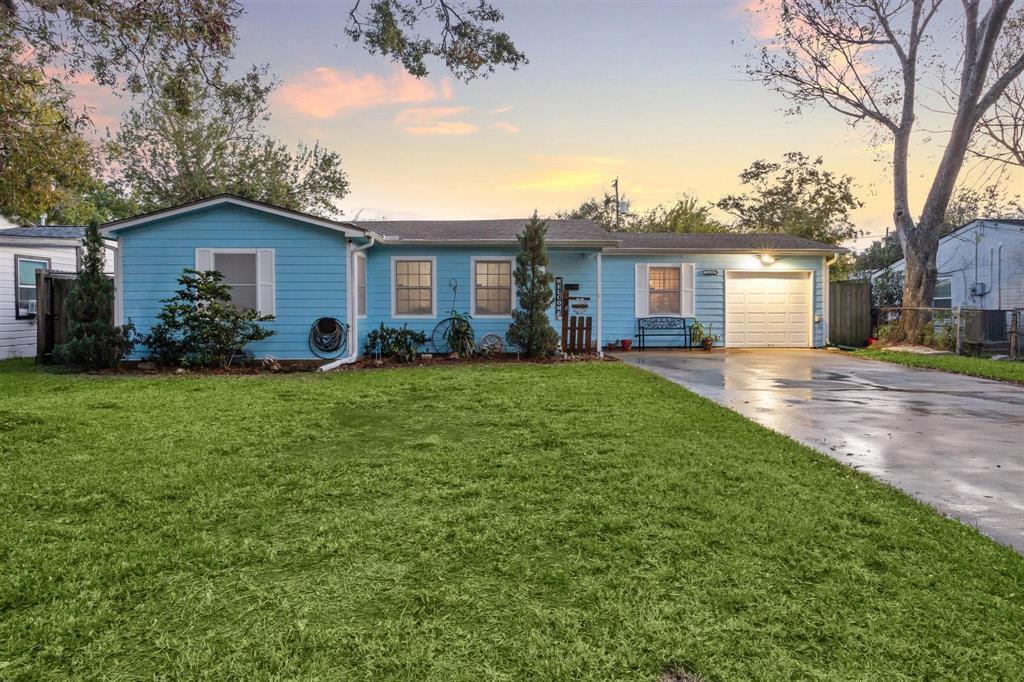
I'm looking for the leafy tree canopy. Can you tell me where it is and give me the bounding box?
[346,0,526,81]
[107,66,350,217]
[557,192,726,234]
[716,152,861,245]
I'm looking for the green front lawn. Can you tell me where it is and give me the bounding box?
[2,359,1022,680]
[854,347,1024,385]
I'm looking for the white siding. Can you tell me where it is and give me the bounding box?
[0,245,115,359]
[878,220,1024,310]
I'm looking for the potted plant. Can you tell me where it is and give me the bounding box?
[690,321,717,350]
[620,338,632,351]
[689,320,706,348]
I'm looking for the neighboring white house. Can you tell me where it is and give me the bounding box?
[876,219,1024,310]
[0,226,114,359]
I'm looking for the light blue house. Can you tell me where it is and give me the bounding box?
[101,195,846,363]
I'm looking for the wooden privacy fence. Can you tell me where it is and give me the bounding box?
[829,279,871,347]
[561,315,594,354]
[34,270,114,362]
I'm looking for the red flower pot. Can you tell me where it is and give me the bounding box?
[620,339,632,351]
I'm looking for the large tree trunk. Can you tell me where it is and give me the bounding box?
[895,222,940,343]
[892,70,979,343]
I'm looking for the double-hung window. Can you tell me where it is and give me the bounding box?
[473,258,513,316]
[635,262,695,317]
[393,257,435,317]
[15,256,50,319]
[933,278,952,309]
[648,266,682,315]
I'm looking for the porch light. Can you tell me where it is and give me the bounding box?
[759,253,776,265]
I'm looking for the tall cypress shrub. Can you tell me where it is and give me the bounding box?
[506,213,558,358]
[55,221,134,368]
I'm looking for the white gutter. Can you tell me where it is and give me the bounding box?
[823,253,839,345]
[596,252,603,357]
[318,235,376,371]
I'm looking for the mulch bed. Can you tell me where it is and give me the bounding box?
[52,352,615,377]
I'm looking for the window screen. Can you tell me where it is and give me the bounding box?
[214,252,258,311]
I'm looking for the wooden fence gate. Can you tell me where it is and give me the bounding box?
[561,315,593,354]
[829,279,872,347]
[34,270,113,362]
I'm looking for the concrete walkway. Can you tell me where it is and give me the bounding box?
[615,349,1024,553]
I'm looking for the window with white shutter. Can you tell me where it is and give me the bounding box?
[196,248,275,316]
[636,262,695,317]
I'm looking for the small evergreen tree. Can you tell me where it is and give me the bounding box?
[55,220,134,368]
[506,213,559,358]
[143,268,274,368]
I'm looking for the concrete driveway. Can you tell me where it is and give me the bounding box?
[616,349,1024,553]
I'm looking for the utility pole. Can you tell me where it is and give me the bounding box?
[612,177,621,230]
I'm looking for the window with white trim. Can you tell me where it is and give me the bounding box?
[933,278,952,309]
[15,256,49,319]
[648,266,682,315]
[394,258,434,316]
[635,262,695,318]
[356,251,367,317]
[473,259,513,316]
[214,252,259,311]
[196,248,275,316]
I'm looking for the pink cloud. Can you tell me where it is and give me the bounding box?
[275,67,452,119]
[395,106,469,126]
[490,121,519,134]
[402,121,479,136]
[738,0,781,40]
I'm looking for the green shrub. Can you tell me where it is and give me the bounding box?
[506,214,559,358]
[143,268,274,368]
[444,310,475,357]
[55,221,134,368]
[363,323,427,362]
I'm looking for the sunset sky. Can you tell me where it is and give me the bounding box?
[79,0,1024,251]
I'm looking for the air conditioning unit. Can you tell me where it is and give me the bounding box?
[971,282,989,297]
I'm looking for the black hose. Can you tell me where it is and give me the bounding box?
[309,317,348,358]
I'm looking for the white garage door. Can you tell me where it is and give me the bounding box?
[725,271,812,348]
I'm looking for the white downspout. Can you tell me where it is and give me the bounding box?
[823,253,838,346]
[596,251,603,357]
[318,235,375,371]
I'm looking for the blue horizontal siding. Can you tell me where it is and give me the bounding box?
[359,246,602,353]
[120,204,348,360]
[118,203,827,362]
[601,253,826,348]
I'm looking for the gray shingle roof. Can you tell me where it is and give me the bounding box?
[0,225,86,239]
[614,232,847,252]
[352,218,616,243]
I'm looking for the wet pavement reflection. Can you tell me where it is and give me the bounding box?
[616,348,1024,553]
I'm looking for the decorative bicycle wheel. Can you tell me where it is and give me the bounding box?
[479,333,504,354]
[431,316,474,354]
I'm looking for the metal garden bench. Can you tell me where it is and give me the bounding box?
[635,317,693,350]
